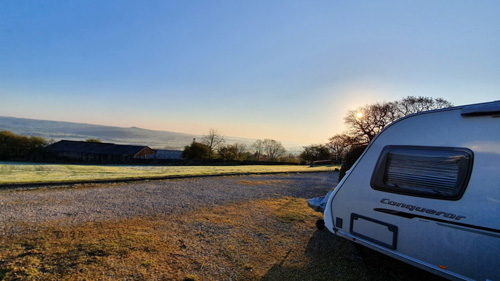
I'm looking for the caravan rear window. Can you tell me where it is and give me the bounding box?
[371,146,473,200]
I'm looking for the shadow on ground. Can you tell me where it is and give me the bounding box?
[262,229,447,281]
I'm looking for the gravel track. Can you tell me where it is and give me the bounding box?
[0,172,338,235]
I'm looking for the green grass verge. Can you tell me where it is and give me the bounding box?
[0,163,339,185]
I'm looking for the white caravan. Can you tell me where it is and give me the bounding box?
[324,101,500,281]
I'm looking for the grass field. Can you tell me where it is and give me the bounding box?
[0,162,338,185]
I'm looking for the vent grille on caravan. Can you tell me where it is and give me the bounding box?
[371,146,473,200]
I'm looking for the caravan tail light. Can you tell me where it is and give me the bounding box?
[371,146,473,200]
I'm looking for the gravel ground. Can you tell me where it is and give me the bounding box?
[0,171,447,281]
[0,172,338,235]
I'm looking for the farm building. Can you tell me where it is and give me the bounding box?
[46,140,156,162]
[153,149,183,160]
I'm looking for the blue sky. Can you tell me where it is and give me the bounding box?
[1,1,499,144]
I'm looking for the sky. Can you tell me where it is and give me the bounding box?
[1,1,499,144]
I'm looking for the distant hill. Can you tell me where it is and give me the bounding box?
[0,116,309,153]
[0,116,195,150]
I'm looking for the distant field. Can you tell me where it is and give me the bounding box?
[0,162,338,185]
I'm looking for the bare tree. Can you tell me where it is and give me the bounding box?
[327,134,355,163]
[396,96,453,116]
[201,129,225,159]
[344,96,452,144]
[233,143,247,160]
[335,96,453,178]
[344,102,398,144]
[251,139,264,160]
[262,139,286,161]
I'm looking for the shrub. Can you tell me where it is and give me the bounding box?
[0,131,47,161]
[182,142,210,160]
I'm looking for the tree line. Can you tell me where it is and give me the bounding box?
[182,129,295,163]
[0,128,293,164]
[299,96,453,177]
[0,131,49,161]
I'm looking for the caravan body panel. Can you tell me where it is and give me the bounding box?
[325,101,500,281]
